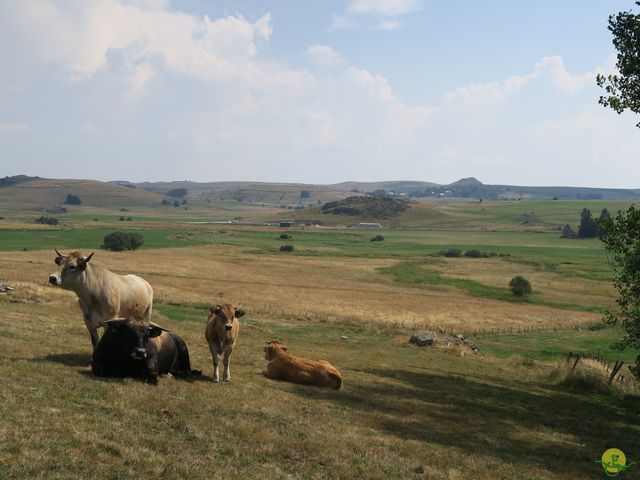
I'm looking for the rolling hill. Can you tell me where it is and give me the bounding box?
[0,178,164,210]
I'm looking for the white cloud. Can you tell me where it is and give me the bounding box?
[348,0,421,17]
[0,123,29,133]
[333,0,421,30]
[79,122,97,135]
[305,44,344,67]
[378,19,401,30]
[329,15,353,31]
[0,2,638,187]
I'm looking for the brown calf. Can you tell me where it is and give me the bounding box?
[205,304,245,382]
[263,340,343,390]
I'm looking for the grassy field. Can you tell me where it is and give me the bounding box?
[1,193,638,479]
[1,292,638,480]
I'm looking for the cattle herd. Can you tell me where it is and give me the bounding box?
[49,250,343,389]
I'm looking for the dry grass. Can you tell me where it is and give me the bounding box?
[0,178,163,209]
[0,247,601,332]
[440,258,615,308]
[1,293,639,479]
[553,358,638,397]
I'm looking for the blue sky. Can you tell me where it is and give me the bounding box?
[0,0,638,186]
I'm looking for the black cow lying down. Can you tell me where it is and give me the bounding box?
[92,318,201,384]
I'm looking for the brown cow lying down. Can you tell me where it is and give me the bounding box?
[263,340,343,390]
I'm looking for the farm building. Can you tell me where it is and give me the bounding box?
[358,223,382,229]
[279,221,296,227]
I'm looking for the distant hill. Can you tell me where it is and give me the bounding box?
[0,178,164,210]
[133,178,640,201]
[1,175,638,214]
[133,181,352,204]
[0,175,39,188]
[321,196,410,219]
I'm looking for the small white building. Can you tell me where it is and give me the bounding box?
[358,222,382,229]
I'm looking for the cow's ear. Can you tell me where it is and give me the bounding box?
[148,326,163,338]
[235,309,245,318]
[54,249,65,265]
[209,304,221,315]
[78,252,94,271]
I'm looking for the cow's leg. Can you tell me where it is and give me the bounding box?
[83,314,99,348]
[145,356,159,385]
[222,346,233,382]
[211,349,220,383]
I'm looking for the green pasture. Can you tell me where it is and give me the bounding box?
[436,199,636,229]
[0,228,210,251]
[479,327,636,363]
[0,226,613,281]
[376,261,608,314]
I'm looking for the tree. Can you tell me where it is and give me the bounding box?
[65,193,81,205]
[596,2,640,127]
[509,276,532,297]
[578,208,598,238]
[166,188,188,198]
[561,224,577,239]
[103,232,144,251]
[600,206,640,378]
[300,190,310,199]
[597,208,612,236]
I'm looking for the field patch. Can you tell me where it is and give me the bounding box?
[0,297,638,479]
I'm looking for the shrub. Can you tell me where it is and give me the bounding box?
[440,248,462,257]
[464,249,483,258]
[279,234,291,240]
[587,322,608,331]
[35,216,58,225]
[279,244,294,252]
[509,276,532,296]
[173,200,180,207]
[64,193,81,205]
[166,188,188,198]
[119,216,125,221]
[103,232,144,252]
[370,235,384,242]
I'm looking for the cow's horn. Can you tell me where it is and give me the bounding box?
[84,252,94,263]
[150,321,169,332]
[104,318,128,325]
[55,249,64,257]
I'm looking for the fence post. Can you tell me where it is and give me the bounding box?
[609,361,624,385]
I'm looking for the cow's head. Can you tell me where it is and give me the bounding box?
[103,318,167,360]
[264,340,287,360]
[49,250,94,289]
[208,303,245,333]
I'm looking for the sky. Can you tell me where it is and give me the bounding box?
[0,0,639,187]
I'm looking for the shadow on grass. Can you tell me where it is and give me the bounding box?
[76,368,214,384]
[38,352,91,367]
[289,367,640,478]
